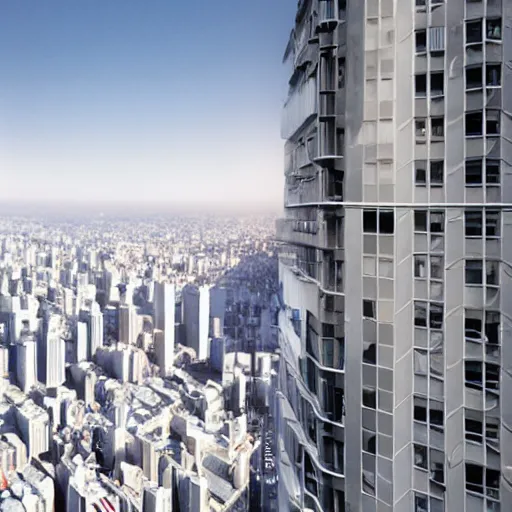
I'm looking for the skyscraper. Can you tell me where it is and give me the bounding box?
[38,313,65,389]
[277,1,510,511]
[182,285,210,361]
[153,281,175,375]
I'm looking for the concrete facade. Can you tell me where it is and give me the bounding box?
[277,1,512,511]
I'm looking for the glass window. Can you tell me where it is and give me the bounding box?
[486,18,502,40]
[486,159,500,185]
[466,111,483,136]
[486,110,500,135]
[465,260,483,285]
[486,211,500,238]
[486,261,499,286]
[414,255,427,278]
[430,161,444,185]
[414,302,428,327]
[430,303,443,329]
[430,72,444,96]
[414,493,428,512]
[430,212,444,233]
[363,300,376,319]
[414,445,428,469]
[414,211,428,232]
[416,30,427,52]
[430,256,443,279]
[465,211,482,237]
[363,210,377,233]
[466,66,483,89]
[465,159,483,185]
[431,117,444,137]
[416,119,427,137]
[486,64,501,87]
[415,74,427,97]
[415,161,427,185]
[362,387,376,409]
[466,20,483,44]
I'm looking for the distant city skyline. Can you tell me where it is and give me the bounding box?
[0,0,295,207]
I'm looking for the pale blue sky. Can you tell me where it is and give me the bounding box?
[0,0,295,208]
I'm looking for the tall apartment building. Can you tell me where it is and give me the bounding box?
[276,1,511,511]
[182,284,210,361]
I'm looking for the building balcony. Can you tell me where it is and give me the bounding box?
[319,93,336,119]
[281,77,318,140]
[317,0,338,32]
[276,219,321,248]
[314,120,343,163]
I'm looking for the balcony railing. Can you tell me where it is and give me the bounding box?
[276,218,320,247]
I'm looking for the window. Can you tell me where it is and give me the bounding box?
[416,30,427,52]
[466,66,483,89]
[363,342,376,365]
[414,255,427,278]
[486,64,501,87]
[485,311,500,345]
[414,444,428,469]
[486,211,500,238]
[429,402,444,431]
[465,211,482,237]
[465,361,500,391]
[414,211,444,233]
[379,210,394,234]
[467,210,498,239]
[465,158,500,185]
[430,303,443,329]
[431,117,444,137]
[486,159,500,185]
[363,210,377,233]
[416,119,427,138]
[465,464,500,501]
[486,261,499,286]
[465,159,482,185]
[430,449,445,485]
[430,72,444,96]
[486,18,502,40]
[430,161,444,185]
[414,397,427,422]
[415,74,427,97]
[415,161,427,185]
[363,209,394,234]
[414,302,444,329]
[465,417,483,443]
[430,256,443,280]
[363,300,375,319]
[486,110,500,135]
[414,302,428,327]
[465,260,483,284]
[429,27,445,53]
[414,493,428,512]
[430,212,444,233]
[466,111,483,136]
[362,387,376,409]
[338,57,345,89]
[415,211,428,232]
[466,20,482,44]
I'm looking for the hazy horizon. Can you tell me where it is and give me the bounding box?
[0,198,283,219]
[0,0,294,208]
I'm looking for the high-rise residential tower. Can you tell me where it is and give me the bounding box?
[153,281,175,375]
[182,284,210,361]
[276,1,511,511]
